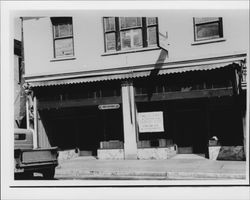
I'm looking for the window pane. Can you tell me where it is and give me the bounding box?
[195,17,219,24]
[54,26,59,38]
[148,26,157,46]
[120,17,142,29]
[58,24,72,37]
[121,29,142,49]
[196,22,220,39]
[147,17,157,25]
[105,33,116,51]
[55,38,73,57]
[55,23,72,38]
[133,29,142,47]
[121,30,131,49]
[104,17,115,32]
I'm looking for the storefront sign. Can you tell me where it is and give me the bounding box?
[138,111,164,133]
[98,104,120,110]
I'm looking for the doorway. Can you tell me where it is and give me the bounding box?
[174,108,207,155]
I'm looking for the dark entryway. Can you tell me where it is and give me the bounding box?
[40,106,102,155]
[38,105,124,156]
[174,108,207,154]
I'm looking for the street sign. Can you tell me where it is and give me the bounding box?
[98,104,120,110]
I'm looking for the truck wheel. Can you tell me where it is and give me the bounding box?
[15,172,33,180]
[42,168,55,179]
[23,172,33,179]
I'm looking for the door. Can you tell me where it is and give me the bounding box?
[174,109,207,154]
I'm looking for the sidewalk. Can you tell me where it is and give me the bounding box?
[55,154,246,180]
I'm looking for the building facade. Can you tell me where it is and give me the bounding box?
[14,17,27,129]
[21,10,248,160]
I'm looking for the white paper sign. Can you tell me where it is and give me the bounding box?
[138,111,164,133]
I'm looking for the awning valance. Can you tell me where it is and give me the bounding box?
[26,60,243,87]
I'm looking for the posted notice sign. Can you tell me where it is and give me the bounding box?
[138,111,164,133]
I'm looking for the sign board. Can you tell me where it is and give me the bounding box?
[138,111,164,133]
[158,32,169,52]
[98,104,120,110]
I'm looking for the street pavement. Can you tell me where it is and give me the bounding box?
[54,154,247,180]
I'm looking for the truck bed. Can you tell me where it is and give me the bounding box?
[15,147,58,169]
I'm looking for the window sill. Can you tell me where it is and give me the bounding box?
[50,56,76,62]
[191,38,226,45]
[102,46,160,56]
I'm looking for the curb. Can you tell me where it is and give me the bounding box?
[55,169,245,180]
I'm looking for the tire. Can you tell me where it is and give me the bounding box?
[42,168,55,180]
[15,172,33,180]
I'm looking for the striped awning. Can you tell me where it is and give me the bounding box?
[27,60,242,87]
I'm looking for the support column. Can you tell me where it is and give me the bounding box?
[33,96,38,149]
[205,100,211,159]
[242,109,246,158]
[121,81,137,159]
[26,98,30,129]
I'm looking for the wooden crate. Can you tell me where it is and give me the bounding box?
[100,141,123,149]
[178,147,193,154]
[138,140,151,148]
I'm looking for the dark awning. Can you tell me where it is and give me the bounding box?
[26,60,243,87]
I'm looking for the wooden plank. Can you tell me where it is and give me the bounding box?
[135,88,233,102]
[38,96,122,110]
[37,112,51,148]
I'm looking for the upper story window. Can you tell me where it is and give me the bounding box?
[103,17,158,52]
[51,17,74,58]
[193,17,223,42]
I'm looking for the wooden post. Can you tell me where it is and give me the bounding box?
[26,98,30,129]
[242,109,246,157]
[33,96,38,149]
[205,99,211,158]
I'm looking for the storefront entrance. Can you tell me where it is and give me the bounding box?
[38,105,123,156]
[174,108,207,155]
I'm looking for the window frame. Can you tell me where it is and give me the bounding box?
[119,17,143,50]
[51,17,75,59]
[103,17,118,52]
[193,17,223,42]
[146,17,159,47]
[103,17,159,53]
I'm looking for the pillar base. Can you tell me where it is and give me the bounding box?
[124,153,137,160]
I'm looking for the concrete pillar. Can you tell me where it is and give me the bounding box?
[121,81,137,159]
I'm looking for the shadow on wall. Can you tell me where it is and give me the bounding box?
[147,49,168,100]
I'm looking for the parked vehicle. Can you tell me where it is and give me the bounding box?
[14,128,58,179]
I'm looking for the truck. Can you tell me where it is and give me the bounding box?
[14,128,58,179]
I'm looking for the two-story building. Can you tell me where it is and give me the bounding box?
[21,9,248,160]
